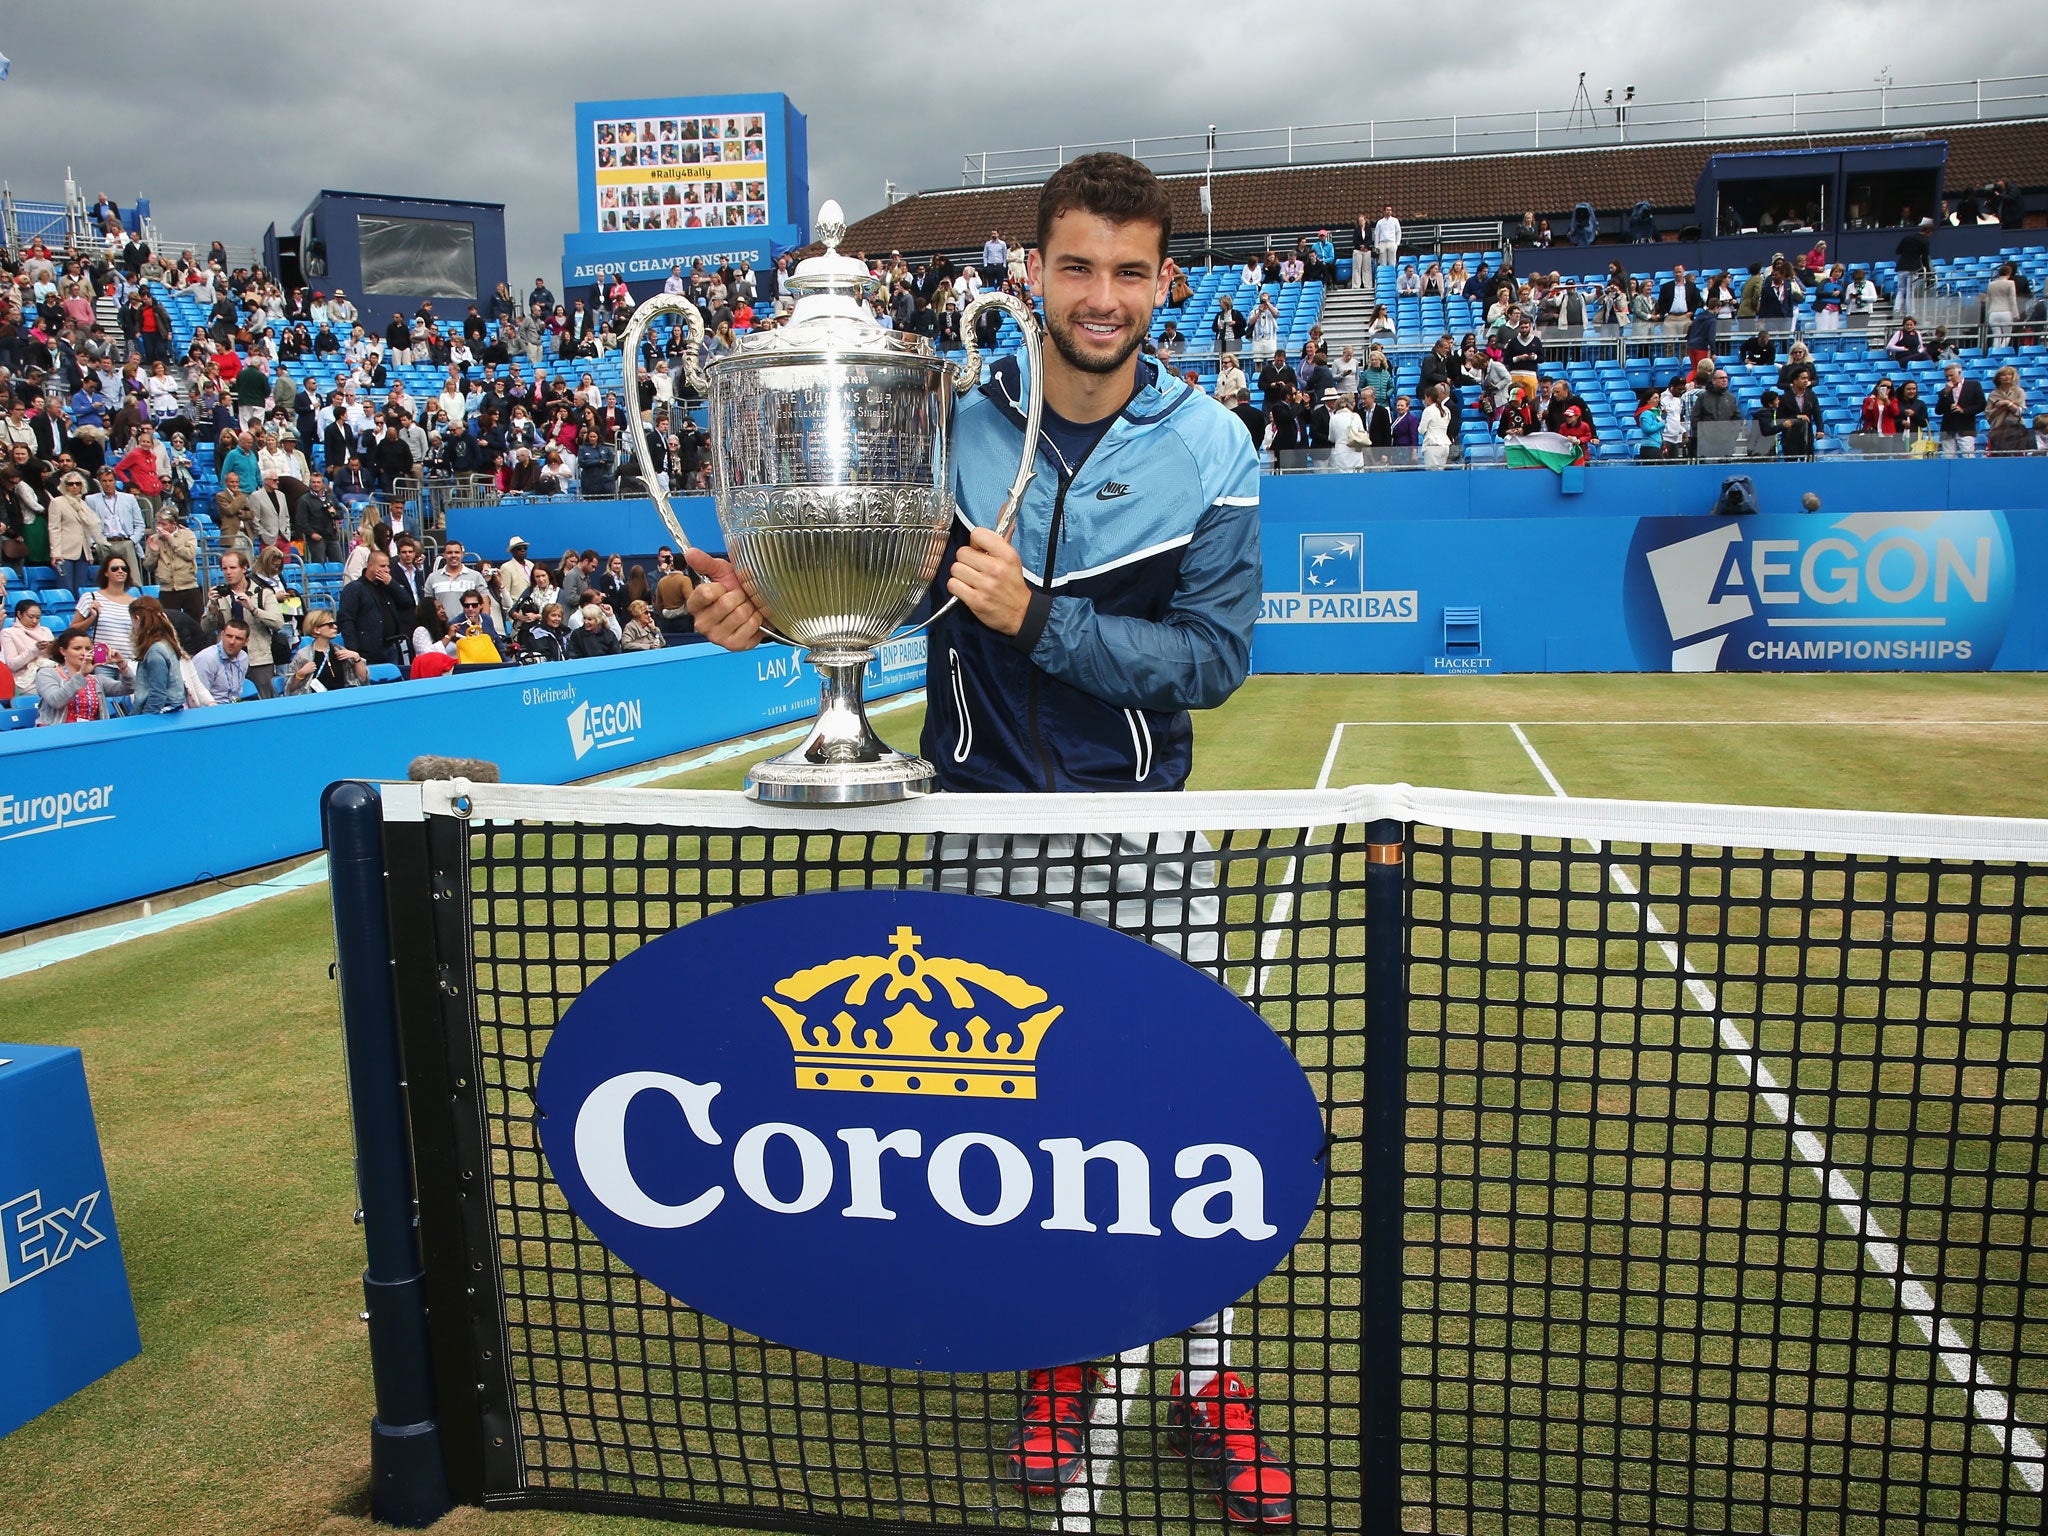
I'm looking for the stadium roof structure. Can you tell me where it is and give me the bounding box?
[839,118,2048,255]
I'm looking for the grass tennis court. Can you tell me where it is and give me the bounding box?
[3,671,2046,1536]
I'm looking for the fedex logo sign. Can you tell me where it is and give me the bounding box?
[0,1187,106,1294]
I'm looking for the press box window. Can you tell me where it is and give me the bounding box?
[356,214,478,299]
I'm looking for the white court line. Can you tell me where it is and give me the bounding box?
[1069,727,1349,1531]
[1507,721,2048,1495]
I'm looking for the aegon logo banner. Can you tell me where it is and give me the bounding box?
[535,890,1325,1372]
[1623,510,2014,672]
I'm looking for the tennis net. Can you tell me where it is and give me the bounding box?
[356,779,2048,1536]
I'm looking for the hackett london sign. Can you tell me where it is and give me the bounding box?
[534,890,1326,1372]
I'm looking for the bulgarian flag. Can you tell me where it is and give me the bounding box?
[1505,432,1579,472]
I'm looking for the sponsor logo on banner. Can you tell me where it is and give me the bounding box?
[0,784,117,842]
[0,1187,106,1294]
[1625,510,2014,672]
[752,640,928,720]
[1260,533,1418,625]
[535,890,1326,1372]
[568,699,644,760]
[568,246,770,283]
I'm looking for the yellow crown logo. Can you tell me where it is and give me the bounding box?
[761,926,1063,1099]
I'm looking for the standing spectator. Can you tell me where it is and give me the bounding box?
[1372,206,1401,270]
[1986,366,2029,455]
[219,430,262,498]
[145,505,202,621]
[372,418,414,494]
[1326,391,1366,471]
[1776,370,1824,460]
[1937,363,1986,456]
[74,552,141,690]
[337,549,412,668]
[1894,218,1935,296]
[85,465,146,579]
[203,550,286,696]
[245,469,292,550]
[35,627,130,725]
[1418,384,1453,470]
[1860,378,1902,447]
[1984,263,2021,350]
[47,469,101,592]
[424,538,487,620]
[560,549,599,611]
[128,596,187,715]
[192,618,250,704]
[981,229,1009,292]
[294,472,347,564]
[1652,265,1702,325]
[1689,368,1743,457]
[1896,380,1930,440]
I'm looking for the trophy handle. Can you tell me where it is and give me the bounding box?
[619,293,708,557]
[618,293,799,650]
[954,292,1044,543]
[898,293,1046,638]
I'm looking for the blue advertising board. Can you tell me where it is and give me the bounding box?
[0,638,926,937]
[0,1045,140,1437]
[1251,459,2048,675]
[535,889,1326,1372]
[567,92,808,297]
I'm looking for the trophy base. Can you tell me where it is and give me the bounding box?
[742,647,935,805]
[745,750,936,805]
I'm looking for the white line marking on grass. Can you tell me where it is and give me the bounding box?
[1055,724,1353,1530]
[1508,721,2048,1496]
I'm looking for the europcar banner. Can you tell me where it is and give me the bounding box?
[1624,510,2014,672]
[535,890,1326,1372]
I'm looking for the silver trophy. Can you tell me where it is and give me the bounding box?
[621,201,1044,804]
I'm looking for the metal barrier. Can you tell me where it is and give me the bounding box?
[959,73,2048,185]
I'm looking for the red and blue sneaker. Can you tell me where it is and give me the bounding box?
[1166,1370,1296,1525]
[1006,1363,1106,1493]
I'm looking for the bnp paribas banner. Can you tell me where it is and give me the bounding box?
[1624,510,2014,672]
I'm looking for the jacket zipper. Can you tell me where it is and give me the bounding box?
[1027,476,1071,792]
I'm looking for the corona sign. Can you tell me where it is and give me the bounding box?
[534,890,1325,1372]
[1624,509,2014,672]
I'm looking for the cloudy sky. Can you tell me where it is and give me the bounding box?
[3,5,2041,284]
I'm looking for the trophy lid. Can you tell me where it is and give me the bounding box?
[715,198,939,368]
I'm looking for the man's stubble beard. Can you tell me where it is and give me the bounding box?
[1043,305,1147,379]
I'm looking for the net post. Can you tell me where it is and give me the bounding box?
[323,779,453,1529]
[1360,816,1408,1533]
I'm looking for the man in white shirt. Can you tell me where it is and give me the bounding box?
[424,538,487,621]
[663,265,689,296]
[1373,206,1401,270]
[330,290,357,327]
[981,230,1009,290]
[245,470,293,549]
[193,620,251,703]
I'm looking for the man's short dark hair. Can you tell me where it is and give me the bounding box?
[1036,153,1172,260]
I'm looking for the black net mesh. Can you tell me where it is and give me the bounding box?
[1405,828,2048,1536]
[451,818,1370,1534]
[420,809,2048,1536]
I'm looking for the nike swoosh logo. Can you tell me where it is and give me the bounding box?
[1095,483,1132,501]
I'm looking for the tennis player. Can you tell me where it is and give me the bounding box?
[687,153,1287,1525]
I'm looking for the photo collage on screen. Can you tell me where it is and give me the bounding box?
[595,112,770,232]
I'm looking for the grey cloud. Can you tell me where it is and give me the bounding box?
[0,3,2038,286]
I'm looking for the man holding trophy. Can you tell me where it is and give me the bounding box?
[676,155,1285,1523]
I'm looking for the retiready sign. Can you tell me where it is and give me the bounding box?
[1624,510,2015,672]
[534,890,1325,1372]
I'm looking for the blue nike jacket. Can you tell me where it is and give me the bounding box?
[922,355,1262,793]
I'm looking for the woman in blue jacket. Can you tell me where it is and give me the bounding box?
[128,596,188,714]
